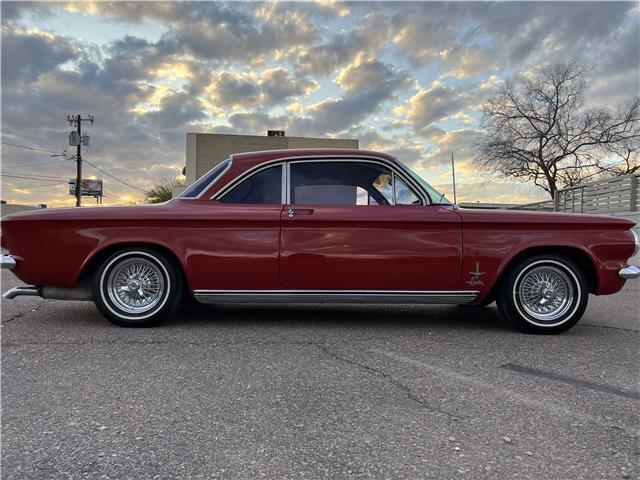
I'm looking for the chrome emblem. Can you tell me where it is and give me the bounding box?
[467,261,485,287]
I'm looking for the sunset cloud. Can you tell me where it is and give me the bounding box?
[1,1,637,206]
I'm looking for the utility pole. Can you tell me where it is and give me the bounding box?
[67,114,94,207]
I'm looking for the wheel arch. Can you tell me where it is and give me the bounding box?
[77,242,188,290]
[496,245,598,294]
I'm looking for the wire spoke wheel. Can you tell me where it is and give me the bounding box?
[106,257,165,315]
[516,265,574,322]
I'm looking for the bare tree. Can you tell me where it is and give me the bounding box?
[478,60,640,198]
[597,116,640,177]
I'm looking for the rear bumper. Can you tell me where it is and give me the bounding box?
[619,265,640,280]
[1,254,16,270]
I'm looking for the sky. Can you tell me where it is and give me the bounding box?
[1,1,638,206]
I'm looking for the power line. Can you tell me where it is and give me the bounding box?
[3,132,147,196]
[82,158,146,193]
[1,173,69,183]
[2,160,70,169]
[2,171,68,180]
[1,141,60,155]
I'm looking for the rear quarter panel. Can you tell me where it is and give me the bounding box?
[459,209,636,298]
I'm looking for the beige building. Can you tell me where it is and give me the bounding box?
[1,202,47,217]
[184,131,359,185]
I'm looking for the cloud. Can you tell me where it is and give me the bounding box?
[397,81,472,138]
[1,1,53,22]
[417,129,482,176]
[206,72,261,109]
[291,12,390,76]
[598,16,639,76]
[1,27,78,85]
[388,2,635,77]
[205,68,318,110]
[337,60,414,93]
[140,91,206,130]
[225,111,288,135]
[1,2,637,207]
[261,68,319,104]
[307,62,414,134]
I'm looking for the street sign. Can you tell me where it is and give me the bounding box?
[68,179,103,197]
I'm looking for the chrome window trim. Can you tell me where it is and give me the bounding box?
[392,171,397,205]
[285,156,427,206]
[211,158,288,201]
[182,158,232,199]
[215,162,286,204]
[193,289,478,304]
[211,154,430,205]
[281,162,287,204]
[285,161,291,204]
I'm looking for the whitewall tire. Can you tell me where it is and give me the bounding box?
[496,255,588,334]
[92,248,183,327]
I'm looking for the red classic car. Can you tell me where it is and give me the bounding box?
[2,148,638,333]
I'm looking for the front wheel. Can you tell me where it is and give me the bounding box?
[92,248,183,327]
[496,255,588,334]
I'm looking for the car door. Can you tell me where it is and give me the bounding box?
[280,159,462,291]
[186,163,285,291]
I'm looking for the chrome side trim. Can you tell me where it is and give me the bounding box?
[3,286,41,299]
[193,289,478,304]
[1,255,16,270]
[619,265,640,280]
[631,230,639,257]
[210,155,428,205]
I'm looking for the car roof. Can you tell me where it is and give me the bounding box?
[229,148,398,169]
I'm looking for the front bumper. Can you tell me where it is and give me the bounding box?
[619,265,640,280]
[1,254,16,270]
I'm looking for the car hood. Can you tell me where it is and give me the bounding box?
[456,207,636,229]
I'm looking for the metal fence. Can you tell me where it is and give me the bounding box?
[510,174,639,214]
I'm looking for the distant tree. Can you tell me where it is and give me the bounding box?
[144,178,184,204]
[478,60,640,198]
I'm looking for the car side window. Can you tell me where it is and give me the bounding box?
[219,165,282,204]
[395,176,421,205]
[180,159,230,198]
[290,161,394,206]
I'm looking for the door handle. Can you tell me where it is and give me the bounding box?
[287,208,314,218]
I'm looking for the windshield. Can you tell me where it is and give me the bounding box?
[180,159,230,198]
[403,164,451,205]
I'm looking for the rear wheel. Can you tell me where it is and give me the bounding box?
[92,248,182,327]
[496,255,588,334]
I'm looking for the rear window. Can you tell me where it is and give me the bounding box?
[180,160,230,198]
[219,165,282,204]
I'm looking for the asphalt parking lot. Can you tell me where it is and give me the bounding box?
[1,269,638,480]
